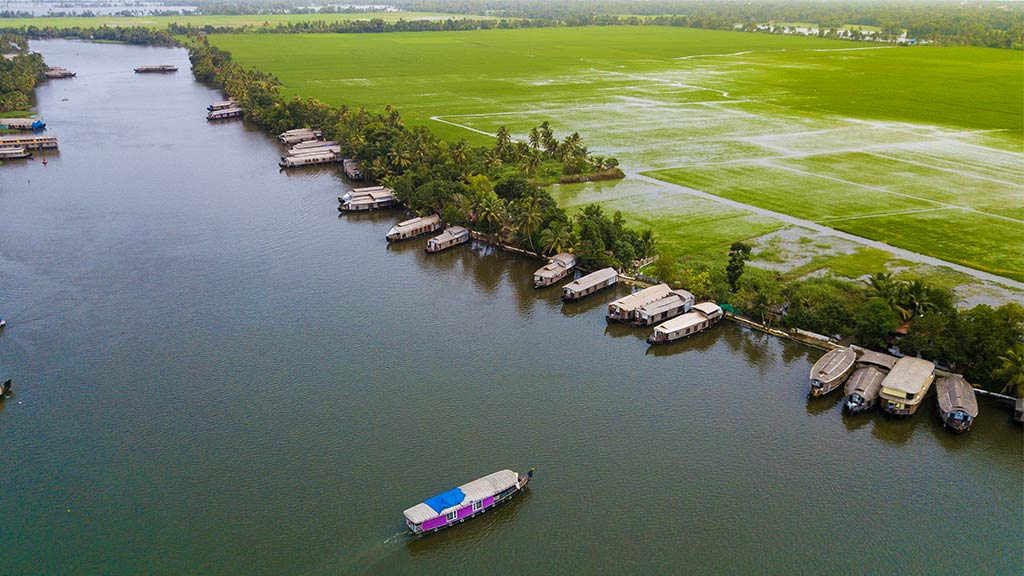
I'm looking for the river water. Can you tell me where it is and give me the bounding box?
[0,40,1020,575]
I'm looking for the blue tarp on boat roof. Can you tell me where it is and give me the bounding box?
[423,487,465,514]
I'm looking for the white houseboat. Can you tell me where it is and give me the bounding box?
[561,267,618,301]
[206,107,243,121]
[607,283,672,322]
[279,151,339,168]
[647,302,723,344]
[387,215,442,242]
[533,253,576,288]
[426,226,471,253]
[632,289,695,327]
[338,187,398,212]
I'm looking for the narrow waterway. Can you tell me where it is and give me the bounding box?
[0,40,1020,575]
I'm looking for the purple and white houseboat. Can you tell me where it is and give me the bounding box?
[403,468,533,535]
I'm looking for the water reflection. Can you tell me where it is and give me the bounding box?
[644,326,721,357]
[559,285,626,318]
[805,391,843,416]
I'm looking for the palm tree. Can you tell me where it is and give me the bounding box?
[515,196,544,252]
[639,229,656,258]
[482,150,503,172]
[389,148,412,171]
[994,344,1024,397]
[540,221,574,255]
[476,193,505,235]
[451,139,470,168]
[524,151,542,175]
[528,127,541,151]
[495,126,513,160]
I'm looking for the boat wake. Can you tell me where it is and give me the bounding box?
[383,530,412,544]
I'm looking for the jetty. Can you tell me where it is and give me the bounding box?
[403,468,533,535]
[843,350,897,414]
[0,134,58,150]
[809,347,857,397]
[0,146,32,160]
[338,186,398,212]
[533,253,576,288]
[647,301,723,344]
[880,357,935,416]
[134,65,178,73]
[279,150,339,168]
[207,100,238,111]
[632,289,695,327]
[44,67,76,78]
[206,107,243,121]
[0,118,45,131]
[387,214,442,242]
[607,283,672,322]
[343,158,364,180]
[562,267,618,301]
[936,374,978,433]
[426,226,470,253]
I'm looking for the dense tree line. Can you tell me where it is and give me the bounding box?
[3,24,177,45]
[0,33,47,112]
[654,250,1024,394]
[189,41,647,270]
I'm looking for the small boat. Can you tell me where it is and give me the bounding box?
[809,347,856,397]
[134,65,178,73]
[0,378,10,401]
[403,468,533,535]
[0,317,5,328]
[843,351,897,414]
[936,374,978,433]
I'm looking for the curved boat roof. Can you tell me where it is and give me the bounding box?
[403,469,519,524]
[882,357,935,394]
[563,267,617,292]
[858,350,897,370]
[810,347,857,383]
[936,374,978,416]
[609,283,671,312]
[845,365,887,397]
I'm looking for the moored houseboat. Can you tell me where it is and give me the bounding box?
[0,134,58,150]
[343,158,364,180]
[134,65,178,73]
[287,145,341,157]
[809,347,857,398]
[207,100,238,111]
[647,302,723,344]
[387,214,442,242]
[534,253,576,288]
[936,374,978,433]
[338,187,397,212]
[0,146,32,160]
[278,127,317,140]
[632,289,695,327]
[280,130,323,145]
[291,139,339,151]
[403,468,533,535]
[607,283,672,322]
[426,226,470,253]
[561,267,618,301]
[0,118,45,131]
[843,350,897,414]
[45,67,76,78]
[279,150,339,168]
[879,357,935,416]
[206,107,243,121]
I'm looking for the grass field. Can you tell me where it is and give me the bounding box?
[0,12,483,29]
[205,26,1023,284]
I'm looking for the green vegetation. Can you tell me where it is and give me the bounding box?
[189,42,648,272]
[0,12,485,30]
[0,33,46,113]
[205,27,1023,284]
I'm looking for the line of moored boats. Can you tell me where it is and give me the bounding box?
[809,345,979,432]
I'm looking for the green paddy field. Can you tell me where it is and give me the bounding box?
[208,27,1023,283]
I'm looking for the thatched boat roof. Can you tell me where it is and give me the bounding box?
[936,374,978,417]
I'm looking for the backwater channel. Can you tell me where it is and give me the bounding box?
[0,40,1020,574]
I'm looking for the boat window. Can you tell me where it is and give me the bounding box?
[472,500,482,512]
[445,510,458,522]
